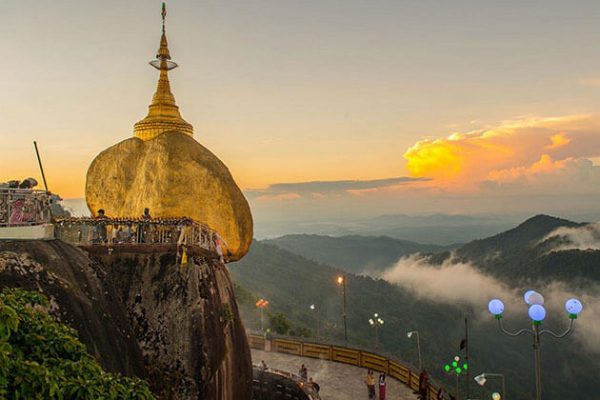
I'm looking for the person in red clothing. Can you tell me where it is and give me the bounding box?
[418,369,429,399]
[378,373,387,400]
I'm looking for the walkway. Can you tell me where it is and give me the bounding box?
[252,349,419,400]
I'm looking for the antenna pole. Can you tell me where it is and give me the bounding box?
[33,141,49,191]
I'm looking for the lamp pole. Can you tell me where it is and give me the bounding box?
[488,292,583,400]
[474,373,506,400]
[369,313,384,349]
[337,276,348,343]
[310,304,320,338]
[407,331,422,371]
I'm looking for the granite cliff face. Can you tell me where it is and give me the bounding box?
[0,240,252,400]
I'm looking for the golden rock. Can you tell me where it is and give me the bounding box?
[85,5,253,260]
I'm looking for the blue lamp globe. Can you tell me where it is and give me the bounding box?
[524,290,536,304]
[565,298,583,317]
[488,299,505,316]
[528,304,546,322]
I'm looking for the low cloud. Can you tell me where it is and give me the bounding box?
[379,254,600,354]
[542,223,600,252]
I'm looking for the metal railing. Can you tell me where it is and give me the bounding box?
[0,188,52,227]
[54,217,227,256]
[248,334,443,400]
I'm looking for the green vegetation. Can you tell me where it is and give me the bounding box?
[230,216,600,400]
[0,288,155,400]
[268,312,291,335]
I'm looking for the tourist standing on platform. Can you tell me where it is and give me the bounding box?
[365,369,376,398]
[94,209,108,243]
[378,373,386,400]
[418,369,429,400]
[299,364,308,380]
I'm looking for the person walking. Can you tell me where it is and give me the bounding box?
[365,369,376,399]
[378,373,386,400]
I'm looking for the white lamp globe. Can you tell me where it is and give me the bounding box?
[492,392,502,400]
[527,292,544,306]
[524,290,536,304]
[528,304,546,322]
[565,298,583,315]
[488,299,505,316]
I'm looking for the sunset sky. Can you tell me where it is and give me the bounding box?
[2,0,600,220]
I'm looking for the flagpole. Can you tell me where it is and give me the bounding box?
[465,316,470,399]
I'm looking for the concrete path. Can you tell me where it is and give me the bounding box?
[252,349,419,400]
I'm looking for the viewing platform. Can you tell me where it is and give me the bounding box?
[1,188,229,260]
[54,217,228,260]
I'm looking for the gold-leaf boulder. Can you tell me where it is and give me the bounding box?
[85,131,253,260]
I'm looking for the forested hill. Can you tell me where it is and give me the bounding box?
[437,214,599,283]
[265,215,599,284]
[264,234,453,274]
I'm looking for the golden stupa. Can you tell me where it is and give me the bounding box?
[85,3,253,260]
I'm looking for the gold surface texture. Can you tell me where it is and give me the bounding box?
[85,4,253,260]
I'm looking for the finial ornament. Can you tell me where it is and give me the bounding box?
[162,2,167,33]
[133,2,193,140]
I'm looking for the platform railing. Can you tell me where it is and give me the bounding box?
[54,217,226,256]
[248,333,441,400]
[0,188,52,227]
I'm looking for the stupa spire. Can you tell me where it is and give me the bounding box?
[134,2,193,141]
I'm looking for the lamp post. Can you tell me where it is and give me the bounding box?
[368,313,384,349]
[474,373,506,400]
[444,355,468,400]
[255,298,269,332]
[488,291,583,400]
[407,330,422,371]
[337,275,348,343]
[309,303,320,338]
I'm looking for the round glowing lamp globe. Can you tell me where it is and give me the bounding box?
[492,392,502,400]
[527,292,544,306]
[488,299,505,316]
[524,290,536,304]
[528,304,546,322]
[565,298,583,318]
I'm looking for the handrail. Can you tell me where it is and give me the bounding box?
[54,216,227,258]
[0,188,52,227]
[248,333,442,400]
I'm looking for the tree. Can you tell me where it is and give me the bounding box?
[0,288,155,399]
[268,312,291,335]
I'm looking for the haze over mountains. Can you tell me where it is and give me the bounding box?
[230,214,600,400]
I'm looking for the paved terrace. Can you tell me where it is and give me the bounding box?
[252,349,419,400]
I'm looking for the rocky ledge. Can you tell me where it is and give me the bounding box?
[0,239,252,400]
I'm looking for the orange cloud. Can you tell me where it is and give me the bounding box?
[403,115,600,190]
[544,133,571,150]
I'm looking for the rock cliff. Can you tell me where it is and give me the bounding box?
[0,240,252,400]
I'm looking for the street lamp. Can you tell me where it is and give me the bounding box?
[309,304,320,338]
[336,275,348,343]
[487,291,583,400]
[443,355,468,400]
[368,313,384,349]
[255,298,269,332]
[474,373,506,400]
[407,330,422,371]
